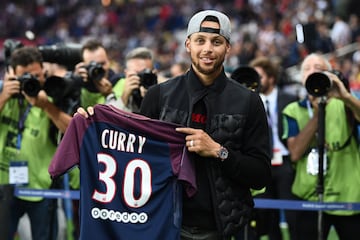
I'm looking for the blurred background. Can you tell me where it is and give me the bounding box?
[1,1,359,240]
[0,0,359,98]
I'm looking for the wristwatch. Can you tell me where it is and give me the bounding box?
[217,146,229,162]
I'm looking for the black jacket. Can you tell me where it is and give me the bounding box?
[140,67,272,238]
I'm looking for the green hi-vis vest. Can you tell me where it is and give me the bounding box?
[0,99,57,201]
[282,98,360,215]
[80,78,124,108]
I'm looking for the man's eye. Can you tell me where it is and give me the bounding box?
[303,66,310,71]
[213,40,222,45]
[195,39,205,44]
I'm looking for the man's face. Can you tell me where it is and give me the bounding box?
[125,58,153,77]
[15,62,45,84]
[254,66,273,94]
[83,47,110,71]
[301,55,328,86]
[185,20,230,78]
[170,64,185,77]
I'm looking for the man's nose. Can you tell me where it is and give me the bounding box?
[202,41,214,53]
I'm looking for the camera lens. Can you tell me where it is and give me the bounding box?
[231,66,261,93]
[19,73,41,97]
[86,61,105,82]
[138,69,157,89]
[305,72,332,97]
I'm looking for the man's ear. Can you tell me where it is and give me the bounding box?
[185,39,191,53]
[226,43,231,54]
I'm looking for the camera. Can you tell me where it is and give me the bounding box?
[305,70,348,97]
[38,43,82,70]
[14,73,42,97]
[84,61,106,82]
[4,40,82,71]
[131,69,157,109]
[80,61,106,92]
[3,39,24,71]
[137,69,157,89]
[231,66,261,93]
[44,71,83,102]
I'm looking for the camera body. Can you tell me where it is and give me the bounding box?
[13,73,41,97]
[137,69,157,89]
[84,61,106,82]
[131,69,158,108]
[80,61,106,92]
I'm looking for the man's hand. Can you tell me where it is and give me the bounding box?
[176,127,221,158]
[0,68,20,101]
[121,71,141,105]
[75,106,94,118]
[23,90,49,108]
[74,62,89,82]
[1,78,20,101]
[326,71,351,100]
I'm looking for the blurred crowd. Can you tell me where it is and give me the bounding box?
[0,0,359,93]
[1,1,360,239]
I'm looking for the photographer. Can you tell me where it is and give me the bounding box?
[282,53,360,240]
[74,39,123,108]
[0,46,72,240]
[106,47,159,113]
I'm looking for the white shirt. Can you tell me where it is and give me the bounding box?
[260,88,289,156]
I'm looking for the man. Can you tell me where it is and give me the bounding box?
[106,47,159,113]
[282,53,360,239]
[247,56,298,240]
[140,10,271,239]
[78,10,271,239]
[72,38,123,233]
[0,46,72,240]
[74,39,122,108]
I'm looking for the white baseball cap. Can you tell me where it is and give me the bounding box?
[187,10,231,42]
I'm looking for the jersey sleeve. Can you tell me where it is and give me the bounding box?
[48,114,89,178]
[169,145,197,197]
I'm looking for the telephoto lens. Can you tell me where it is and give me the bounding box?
[305,72,332,97]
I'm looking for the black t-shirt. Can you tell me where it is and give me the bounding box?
[182,98,217,229]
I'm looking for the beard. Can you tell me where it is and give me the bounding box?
[260,83,269,94]
[191,53,225,76]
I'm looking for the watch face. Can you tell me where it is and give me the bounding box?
[219,147,228,159]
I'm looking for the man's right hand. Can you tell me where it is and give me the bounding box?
[2,67,20,97]
[1,79,20,100]
[75,106,95,118]
[121,71,141,105]
[74,62,89,82]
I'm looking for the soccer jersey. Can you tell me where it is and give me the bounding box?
[49,104,197,240]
